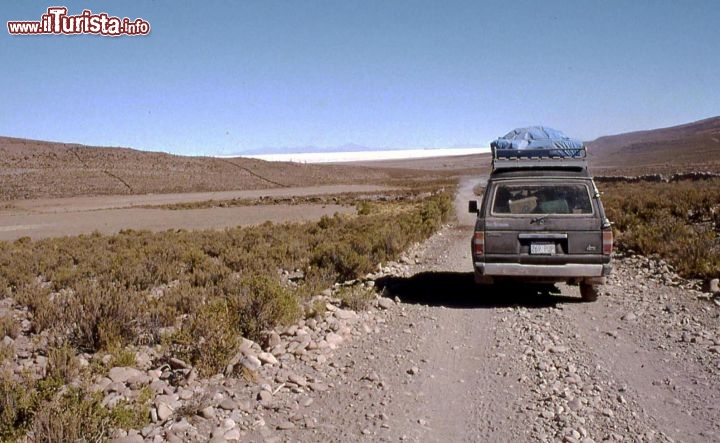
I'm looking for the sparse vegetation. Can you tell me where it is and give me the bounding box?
[29,388,111,442]
[0,188,453,439]
[0,370,34,441]
[601,178,720,279]
[337,285,375,311]
[306,298,328,319]
[140,183,456,211]
[0,315,18,340]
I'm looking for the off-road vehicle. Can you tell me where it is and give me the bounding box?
[468,128,613,301]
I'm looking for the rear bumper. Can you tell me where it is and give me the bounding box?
[473,262,612,284]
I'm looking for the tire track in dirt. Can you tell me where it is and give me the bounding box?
[71,147,134,192]
[217,158,288,188]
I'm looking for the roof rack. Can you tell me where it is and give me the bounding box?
[491,146,588,171]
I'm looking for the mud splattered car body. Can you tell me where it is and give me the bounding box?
[469,136,612,301]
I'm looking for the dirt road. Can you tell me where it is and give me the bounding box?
[0,184,387,240]
[277,176,720,442]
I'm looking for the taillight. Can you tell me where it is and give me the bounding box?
[473,231,485,255]
[602,230,613,255]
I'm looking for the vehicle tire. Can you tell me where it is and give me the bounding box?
[580,283,598,302]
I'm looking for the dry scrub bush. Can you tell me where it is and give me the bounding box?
[1,363,146,441]
[311,242,374,282]
[30,389,110,443]
[3,190,453,353]
[109,386,152,430]
[171,275,300,376]
[171,297,241,377]
[227,275,300,340]
[295,266,335,300]
[309,192,453,281]
[601,178,720,279]
[0,343,14,365]
[337,285,374,311]
[148,282,207,326]
[0,371,34,440]
[46,342,80,384]
[109,348,137,369]
[62,282,143,352]
[14,283,55,334]
[0,314,19,340]
[305,299,327,319]
[0,189,455,434]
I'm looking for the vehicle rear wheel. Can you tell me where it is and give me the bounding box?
[580,283,598,302]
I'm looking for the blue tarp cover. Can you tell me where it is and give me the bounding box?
[491,126,584,158]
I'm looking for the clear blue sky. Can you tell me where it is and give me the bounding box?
[1,1,718,156]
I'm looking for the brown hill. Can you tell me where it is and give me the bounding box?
[5,116,719,200]
[0,137,410,200]
[587,116,720,175]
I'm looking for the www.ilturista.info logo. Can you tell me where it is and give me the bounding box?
[7,7,150,36]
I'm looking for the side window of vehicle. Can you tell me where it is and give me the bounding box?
[493,186,511,213]
[569,185,593,214]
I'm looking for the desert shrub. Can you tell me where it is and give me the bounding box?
[30,388,110,443]
[170,297,240,377]
[148,281,206,325]
[305,299,327,319]
[17,281,143,351]
[309,191,452,281]
[0,343,14,365]
[46,342,81,384]
[109,386,152,430]
[374,224,410,259]
[420,192,453,233]
[296,266,336,300]
[0,244,36,291]
[0,186,455,433]
[226,275,300,341]
[189,256,230,288]
[1,362,146,441]
[169,275,300,376]
[110,348,137,368]
[57,282,144,352]
[337,285,374,311]
[0,371,34,440]
[420,200,443,232]
[14,283,56,334]
[311,242,374,281]
[601,178,720,279]
[317,213,341,230]
[356,200,374,215]
[673,228,719,277]
[0,314,19,340]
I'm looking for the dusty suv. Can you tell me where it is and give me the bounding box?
[468,133,613,301]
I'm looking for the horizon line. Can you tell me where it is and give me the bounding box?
[224,147,491,163]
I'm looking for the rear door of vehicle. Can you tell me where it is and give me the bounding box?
[483,178,605,266]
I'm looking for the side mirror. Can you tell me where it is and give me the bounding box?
[468,200,478,213]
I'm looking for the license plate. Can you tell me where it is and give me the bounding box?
[531,243,555,255]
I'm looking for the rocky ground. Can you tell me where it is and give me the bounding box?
[3,180,720,442]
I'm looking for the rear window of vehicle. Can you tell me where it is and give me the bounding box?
[492,183,593,215]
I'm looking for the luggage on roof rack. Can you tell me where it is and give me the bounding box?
[490,126,588,171]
